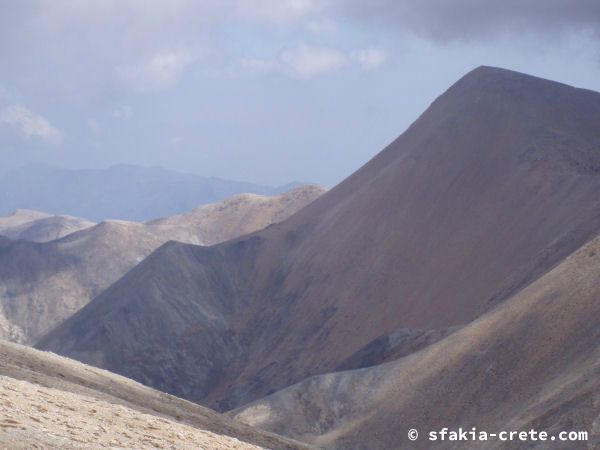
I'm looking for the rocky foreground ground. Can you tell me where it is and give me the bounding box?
[0,375,262,449]
[0,340,307,449]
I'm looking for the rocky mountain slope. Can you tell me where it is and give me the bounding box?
[0,340,306,449]
[230,232,600,449]
[38,66,600,415]
[0,209,95,242]
[0,185,324,343]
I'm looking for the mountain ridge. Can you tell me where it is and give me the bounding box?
[0,185,324,343]
[0,209,95,242]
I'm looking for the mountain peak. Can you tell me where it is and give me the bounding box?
[445,65,598,103]
[461,65,557,85]
[409,66,600,150]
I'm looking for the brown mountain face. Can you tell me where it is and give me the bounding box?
[0,185,323,343]
[0,340,306,449]
[230,233,600,449]
[38,67,600,413]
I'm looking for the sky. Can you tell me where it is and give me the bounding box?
[1,1,600,187]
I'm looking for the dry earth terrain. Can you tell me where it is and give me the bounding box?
[0,339,307,449]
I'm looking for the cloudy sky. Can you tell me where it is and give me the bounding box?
[1,1,600,186]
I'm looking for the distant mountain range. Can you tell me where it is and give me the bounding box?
[0,164,303,221]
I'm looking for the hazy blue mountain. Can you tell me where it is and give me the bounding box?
[0,164,298,221]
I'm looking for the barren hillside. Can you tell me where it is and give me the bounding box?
[0,340,307,449]
[0,185,323,343]
[231,231,600,449]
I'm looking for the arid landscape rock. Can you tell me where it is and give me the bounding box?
[0,339,306,449]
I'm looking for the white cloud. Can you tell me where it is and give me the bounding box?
[351,48,388,70]
[280,44,348,79]
[0,105,62,144]
[235,0,323,24]
[112,105,134,119]
[240,57,276,73]
[306,19,337,34]
[242,44,388,79]
[0,85,11,101]
[87,118,101,133]
[115,50,195,93]
[170,136,182,146]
